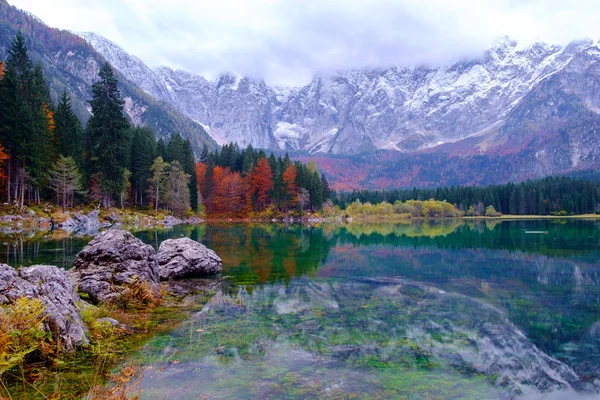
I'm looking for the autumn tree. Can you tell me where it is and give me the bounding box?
[211,166,227,213]
[165,161,190,216]
[148,156,168,211]
[281,164,299,210]
[249,158,274,212]
[49,156,83,211]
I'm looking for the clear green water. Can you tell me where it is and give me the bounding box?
[3,220,600,399]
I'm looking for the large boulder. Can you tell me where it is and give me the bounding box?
[69,230,160,303]
[0,264,89,351]
[157,238,222,280]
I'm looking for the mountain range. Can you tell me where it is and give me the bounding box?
[77,31,600,156]
[2,0,600,190]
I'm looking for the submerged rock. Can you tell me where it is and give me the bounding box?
[157,238,222,280]
[69,229,160,303]
[0,264,89,351]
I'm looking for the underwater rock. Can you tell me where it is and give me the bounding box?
[157,238,222,280]
[0,264,89,351]
[69,229,160,303]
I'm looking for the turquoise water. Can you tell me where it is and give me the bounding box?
[3,220,600,398]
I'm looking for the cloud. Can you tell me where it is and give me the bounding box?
[8,0,600,86]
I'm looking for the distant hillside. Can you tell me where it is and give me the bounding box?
[0,0,217,153]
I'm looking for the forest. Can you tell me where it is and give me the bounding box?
[0,33,330,218]
[196,143,331,217]
[335,176,600,216]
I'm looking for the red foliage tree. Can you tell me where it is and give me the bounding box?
[249,158,274,212]
[224,171,245,215]
[281,164,299,210]
[211,166,227,213]
[195,162,207,195]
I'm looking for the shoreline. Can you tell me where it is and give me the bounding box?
[0,204,598,236]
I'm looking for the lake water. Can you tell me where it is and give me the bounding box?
[3,220,600,399]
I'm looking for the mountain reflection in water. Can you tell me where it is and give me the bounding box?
[2,219,600,398]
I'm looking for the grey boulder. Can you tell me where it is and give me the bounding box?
[157,238,222,280]
[69,229,160,303]
[0,264,89,351]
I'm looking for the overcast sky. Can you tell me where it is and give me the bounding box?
[9,0,600,86]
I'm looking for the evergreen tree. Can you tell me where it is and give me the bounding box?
[182,139,199,211]
[54,90,83,165]
[85,62,131,207]
[156,138,167,159]
[129,127,156,206]
[200,144,209,163]
[321,174,330,201]
[1,33,55,206]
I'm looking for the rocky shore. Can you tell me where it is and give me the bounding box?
[0,229,222,353]
[0,206,205,236]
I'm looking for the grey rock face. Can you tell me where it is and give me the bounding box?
[79,33,600,155]
[157,238,222,280]
[70,230,160,303]
[0,264,89,351]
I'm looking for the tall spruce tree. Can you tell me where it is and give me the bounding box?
[85,62,131,207]
[129,127,156,206]
[54,90,83,165]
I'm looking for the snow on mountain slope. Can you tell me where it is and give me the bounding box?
[78,32,600,155]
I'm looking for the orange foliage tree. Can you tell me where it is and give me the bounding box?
[211,166,227,213]
[281,164,299,210]
[249,158,274,212]
[196,162,207,195]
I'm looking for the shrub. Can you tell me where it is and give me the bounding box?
[0,297,52,374]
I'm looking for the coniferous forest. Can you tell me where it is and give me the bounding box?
[1,32,600,219]
[334,176,600,216]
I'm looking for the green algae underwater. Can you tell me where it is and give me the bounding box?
[2,219,600,399]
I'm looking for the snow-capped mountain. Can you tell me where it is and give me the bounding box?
[78,32,600,155]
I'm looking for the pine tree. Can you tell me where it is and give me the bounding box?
[2,33,55,206]
[181,139,198,212]
[85,62,131,208]
[200,144,209,163]
[28,63,56,202]
[129,127,156,206]
[321,174,330,201]
[54,90,83,165]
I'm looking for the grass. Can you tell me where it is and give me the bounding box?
[0,284,212,400]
